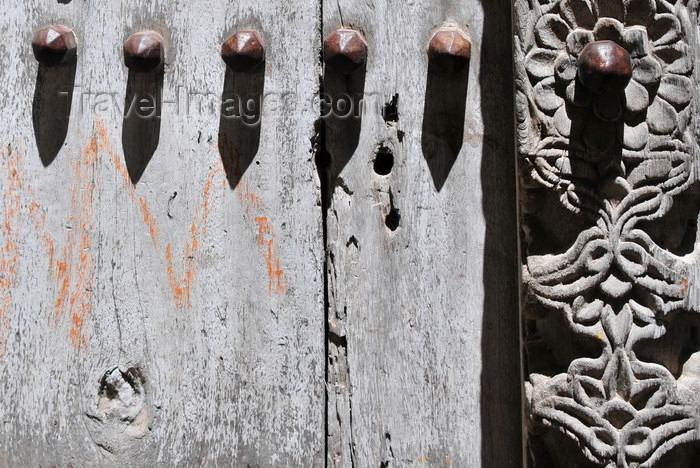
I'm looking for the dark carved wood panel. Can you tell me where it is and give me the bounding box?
[515,0,700,466]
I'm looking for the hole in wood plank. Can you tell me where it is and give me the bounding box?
[383,94,399,123]
[385,208,400,231]
[373,146,394,176]
[346,235,359,248]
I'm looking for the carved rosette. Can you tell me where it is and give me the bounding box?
[515,0,700,466]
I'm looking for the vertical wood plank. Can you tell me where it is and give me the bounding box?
[0,1,323,465]
[321,0,521,466]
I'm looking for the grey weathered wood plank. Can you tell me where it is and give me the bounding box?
[322,1,521,466]
[0,1,324,465]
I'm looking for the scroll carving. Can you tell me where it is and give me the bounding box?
[514,0,700,466]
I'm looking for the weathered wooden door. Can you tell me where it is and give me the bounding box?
[0,0,521,466]
[321,2,520,467]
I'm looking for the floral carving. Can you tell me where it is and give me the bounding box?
[515,0,700,466]
[524,183,697,466]
[518,0,693,159]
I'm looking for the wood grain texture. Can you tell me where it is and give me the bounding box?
[322,1,521,466]
[0,0,324,465]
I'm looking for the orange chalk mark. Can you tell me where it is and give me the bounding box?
[237,179,264,214]
[165,244,187,307]
[139,198,160,248]
[101,131,161,250]
[162,167,219,308]
[29,201,41,228]
[47,129,99,352]
[28,202,56,273]
[62,135,98,349]
[0,146,22,356]
[99,121,225,309]
[108,146,133,187]
[53,257,71,321]
[254,217,288,294]
[42,233,55,273]
[231,172,288,296]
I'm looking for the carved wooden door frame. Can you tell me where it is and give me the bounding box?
[515,0,700,466]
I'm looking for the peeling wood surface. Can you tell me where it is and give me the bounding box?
[322,1,521,466]
[0,1,324,465]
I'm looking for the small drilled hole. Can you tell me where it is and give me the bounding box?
[374,148,394,176]
[385,208,400,231]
